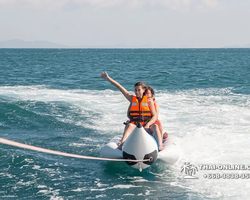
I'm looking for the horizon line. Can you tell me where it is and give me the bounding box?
[1,47,250,49]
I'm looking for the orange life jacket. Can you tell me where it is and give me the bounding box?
[129,96,152,126]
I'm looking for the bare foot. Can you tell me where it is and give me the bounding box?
[117,142,123,150]
[159,146,164,152]
[163,132,168,139]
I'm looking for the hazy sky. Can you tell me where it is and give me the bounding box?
[0,0,249,47]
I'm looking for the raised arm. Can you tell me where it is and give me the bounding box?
[99,71,133,102]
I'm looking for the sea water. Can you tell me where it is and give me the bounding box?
[0,48,249,199]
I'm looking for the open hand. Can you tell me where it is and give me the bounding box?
[99,71,109,79]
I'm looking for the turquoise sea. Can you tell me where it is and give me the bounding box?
[0,48,250,199]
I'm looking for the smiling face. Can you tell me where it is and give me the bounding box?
[144,86,155,98]
[145,89,152,97]
[134,85,145,98]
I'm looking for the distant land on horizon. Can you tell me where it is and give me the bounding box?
[0,39,250,48]
[0,39,68,48]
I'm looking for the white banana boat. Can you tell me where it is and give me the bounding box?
[100,123,180,171]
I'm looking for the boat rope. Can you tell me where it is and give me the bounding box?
[0,138,150,162]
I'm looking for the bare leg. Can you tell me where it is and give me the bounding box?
[123,124,129,133]
[150,124,163,151]
[155,120,168,142]
[154,120,163,135]
[118,123,136,150]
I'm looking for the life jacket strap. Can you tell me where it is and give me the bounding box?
[129,116,151,125]
[129,111,152,114]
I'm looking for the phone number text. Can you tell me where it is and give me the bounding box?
[203,173,250,179]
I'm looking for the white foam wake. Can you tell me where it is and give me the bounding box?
[1,85,250,198]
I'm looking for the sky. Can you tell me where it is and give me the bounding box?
[0,0,249,48]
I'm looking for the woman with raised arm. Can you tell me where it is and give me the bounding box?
[99,72,163,151]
